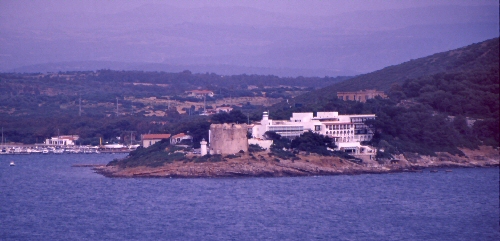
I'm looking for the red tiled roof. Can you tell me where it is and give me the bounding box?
[171,133,188,139]
[142,134,171,140]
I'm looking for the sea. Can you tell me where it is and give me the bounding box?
[1,154,498,241]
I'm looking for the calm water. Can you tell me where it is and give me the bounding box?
[0,154,498,241]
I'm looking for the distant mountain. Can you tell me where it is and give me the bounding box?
[290,37,499,105]
[8,61,358,77]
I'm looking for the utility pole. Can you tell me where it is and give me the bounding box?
[79,95,82,116]
[204,94,206,113]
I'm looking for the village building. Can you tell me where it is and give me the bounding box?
[215,106,233,113]
[337,89,387,102]
[45,135,79,146]
[251,112,375,154]
[170,133,193,145]
[200,109,217,116]
[142,134,171,148]
[185,90,214,98]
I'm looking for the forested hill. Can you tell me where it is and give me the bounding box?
[296,37,499,102]
[269,38,499,156]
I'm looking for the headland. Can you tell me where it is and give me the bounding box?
[92,146,498,178]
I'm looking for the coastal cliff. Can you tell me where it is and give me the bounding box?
[93,146,499,178]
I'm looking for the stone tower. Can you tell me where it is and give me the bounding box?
[209,123,248,154]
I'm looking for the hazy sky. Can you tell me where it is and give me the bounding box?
[1,0,496,15]
[0,0,498,76]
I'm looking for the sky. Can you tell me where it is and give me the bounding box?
[2,0,495,15]
[0,0,498,76]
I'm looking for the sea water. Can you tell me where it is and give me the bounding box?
[1,154,498,241]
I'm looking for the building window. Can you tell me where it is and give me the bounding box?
[346,96,350,100]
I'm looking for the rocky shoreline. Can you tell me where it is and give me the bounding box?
[91,146,499,178]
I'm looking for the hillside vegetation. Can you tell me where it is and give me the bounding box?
[270,38,499,156]
[286,37,498,107]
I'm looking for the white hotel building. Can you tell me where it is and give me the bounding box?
[251,112,375,153]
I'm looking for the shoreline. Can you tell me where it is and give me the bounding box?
[92,162,499,179]
[91,146,499,178]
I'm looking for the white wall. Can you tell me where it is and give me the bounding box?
[248,139,273,150]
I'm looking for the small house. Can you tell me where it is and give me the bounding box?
[142,134,171,148]
[170,133,193,145]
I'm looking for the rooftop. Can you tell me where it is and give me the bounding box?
[142,134,171,140]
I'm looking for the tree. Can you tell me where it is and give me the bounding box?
[291,131,335,156]
[211,110,247,124]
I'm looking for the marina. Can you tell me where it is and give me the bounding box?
[0,144,136,155]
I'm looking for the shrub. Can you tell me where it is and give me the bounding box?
[270,147,296,160]
[249,144,265,152]
[107,140,190,167]
[291,131,335,156]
